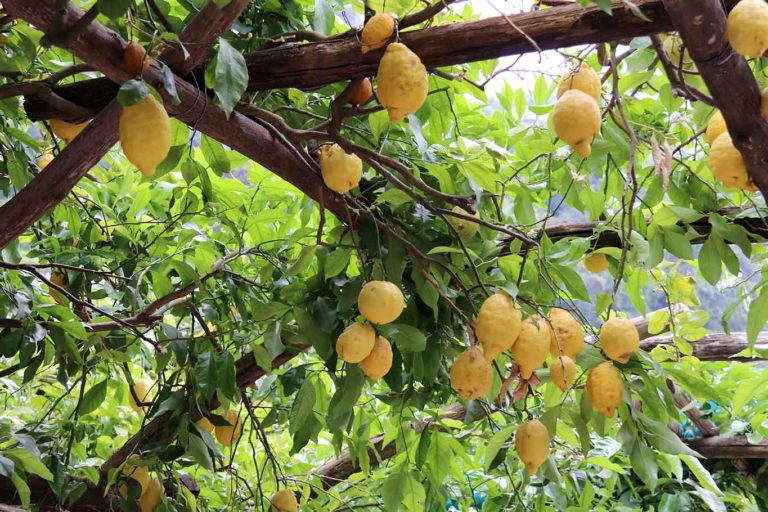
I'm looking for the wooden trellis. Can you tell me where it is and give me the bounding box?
[2,0,768,509]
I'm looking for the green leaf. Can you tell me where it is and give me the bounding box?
[289,378,316,434]
[732,372,768,416]
[117,79,149,107]
[195,351,217,402]
[326,365,364,431]
[213,38,248,118]
[382,463,408,512]
[4,448,53,481]
[217,351,237,403]
[747,290,768,349]
[698,237,722,285]
[98,0,131,19]
[379,324,427,352]
[637,415,701,457]
[250,301,291,322]
[10,470,30,507]
[0,455,14,478]
[681,454,722,495]
[158,62,180,105]
[552,265,590,302]
[484,424,515,472]
[629,440,658,491]
[79,379,108,416]
[324,248,351,278]
[313,0,336,35]
[285,246,317,277]
[186,433,213,471]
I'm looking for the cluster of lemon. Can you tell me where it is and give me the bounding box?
[319,12,429,195]
[335,280,403,379]
[703,0,768,192]
[552,65,602,159]
[449,292,640,475]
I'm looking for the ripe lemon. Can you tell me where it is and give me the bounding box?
[49,119,89,143]
[119,95,171,177]
[360,335,393,379]
[450,346,493,401]
[475,292,522,360]
[549,355,576,392]
[705,111,727,145]
[511,316,551,380]
[361,13,396,54]
[358,280,404,324]
[195,416,214,432]
[350,78,373,106]
[49,272,68,304]
[710,132,757,190]
[128,379,153,413]
[548,308,584,358]
[376,43,429,123]
[583,253,609,273]
[336,322,376,363]
[515,419,550,476]
[139,477,162,512]
[599,317,639,364]
[270,489,299,512]
[123,41,148,76]
[37,152,54,170]
[587,361,623,418]
[556,65,601,102]
[727,0,768,58]
[446,206,480,241]
[119,455,149,498]
[215,410,243,446]
[552,89,601,159]
[319,143,362,194]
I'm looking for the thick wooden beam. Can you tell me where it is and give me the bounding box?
[662,0,768,202]
[642,332,768,361]
[685,436,768,459]
[23,0,674,120]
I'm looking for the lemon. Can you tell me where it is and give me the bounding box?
[215,410,243,446]
[128,379,153,413]
[583,253,609,273]
[336,322,376,363]
[549,355,576,392]
[271,489,299,512]
[319,143,362,194]
[548,308,584,358]
[556,65,601,102]
[139,477,162,512]
[511,316,551,380]
[475,292,522,360]
[587,361,623,418]
[49,272,68,304]
[358,280,404,324]
[662,33,693,68]
[119,95,171,177]
[350,78,373,106]
[553,89,601,159]
[446,206,480,241]
[710,132,757,190]
[123,41,148,76]
[705,111,727,145]
[450,346,493,401]
[119,455,149,498]
[515,419,550,476]
[727,0,768,58]
[49,119,89,143]
[195,416,214,432]
[361,13,396,54]
[376,43,429,123]
[37,153,54,170]
[599,317,640,364]
[360,336,393,379]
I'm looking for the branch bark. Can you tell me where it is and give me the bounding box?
[642,332,768,361]
[662,0,768,202]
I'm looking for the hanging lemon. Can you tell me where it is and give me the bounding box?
[336,322,376,363]
[128,379,153,413]
[548,308,584,358]
[49,119,90,143]
[515,419,550,476]
[587,361,624,418]
[319,143,362,194]
[376,43,428,122]
[552,89,601,158]
[214,410,243,446]
[361,13,396,54]
[360,336,393,379]
[583,253,609,273]
[511,316,551,380]
[475,292,522,360]
[727,0,768,58]
[549,355,576,392]
[556,65,601,102]
[358,280,404,324]
[119,94,171,177]
[450,346,493,401]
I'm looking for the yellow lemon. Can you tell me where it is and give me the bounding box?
[215,410,243,446]
[450,346,492,401]
[583,253,609,273]
[710,132,757,191]
[548,308,584,358]
[705,111,727,145]
[119,95,171,177]
[552,89,601,159]
[727,0,768,58]
[360,336,393,379]
[336,322,376,363]
[587,361,624,418]
[139,478,163,512]
[270,489,299,512]
[446,206,480,241]
[556,65,601,102]
[511,316,551,380]
[358,280,404,324]
[195,416,214,432]
[119,455,149,498]
[475,292,522,360]
[128,379,153,413]
[549,355,576,392]
[376,43,428,123]
[319,143,362,194]
[361,13,396,54]
[49,119,90,143]
[515,419,550,476]
[599,317,639,364]
[49,272,68,304]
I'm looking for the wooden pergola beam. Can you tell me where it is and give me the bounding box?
[662,0,768,202]
[642,332,768,361]
[0,0,345,251]
[22,0,675,121]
